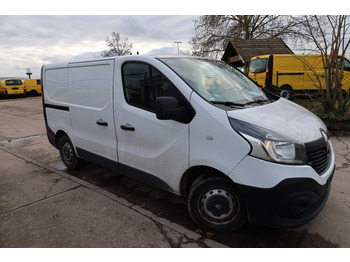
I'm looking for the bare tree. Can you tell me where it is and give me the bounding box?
[102,32,133,57]
[302,15,350,115]
[190,15,307,58]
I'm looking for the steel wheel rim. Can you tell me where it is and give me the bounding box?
[200,188,237,222]
[62,142,73,164]
[280,90,290,99]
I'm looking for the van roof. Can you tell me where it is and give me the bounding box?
[42,55,215,70]
[1,78,24,81]
[251,54,350,60]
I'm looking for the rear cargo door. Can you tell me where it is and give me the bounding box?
[68,59,118,162]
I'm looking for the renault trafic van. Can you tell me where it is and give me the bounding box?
[42,56,335,232]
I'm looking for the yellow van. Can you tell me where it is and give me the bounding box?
[0,79,26,98]
[248,54,350,99]
[24,79,41,96]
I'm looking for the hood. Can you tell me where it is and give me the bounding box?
[227,98,327,143]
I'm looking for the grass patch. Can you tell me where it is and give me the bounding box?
[293,96,350,121]
[293,96,350,132]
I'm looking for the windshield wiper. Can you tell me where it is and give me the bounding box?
[244,99,270,106]
[211,101,245,107]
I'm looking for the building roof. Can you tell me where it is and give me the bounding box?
[221,39,294,67]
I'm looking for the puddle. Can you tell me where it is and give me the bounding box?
[0,134,42,146]
[48,160,67,171]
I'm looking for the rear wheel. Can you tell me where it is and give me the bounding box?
[280,85,293,100]
[58,135,82,170]
[29,90,38,96]
[187,175,247,232]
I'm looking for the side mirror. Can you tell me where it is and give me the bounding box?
[156,97,186,121]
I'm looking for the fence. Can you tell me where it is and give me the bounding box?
[265,71,327,100]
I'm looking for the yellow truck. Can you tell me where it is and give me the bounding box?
[248,54,350,99]
[0,79,26,98]
[24,79,42,96]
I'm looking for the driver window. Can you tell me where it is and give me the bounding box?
[336,57,350,71]
[122,62,179,112]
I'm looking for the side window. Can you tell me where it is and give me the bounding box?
[122,62,179,111]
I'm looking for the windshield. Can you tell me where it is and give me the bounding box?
[5,79,23,86]
[249,58,267,74]
[336,57,350,71]
[159,57,267,105]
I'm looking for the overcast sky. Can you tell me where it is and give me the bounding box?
[0,15,199,78]
[0,0,345,79]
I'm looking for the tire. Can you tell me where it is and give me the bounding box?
[29,90,38,96]
[280,85,293,100]
[58,135,82,170]
[187,175,247,232]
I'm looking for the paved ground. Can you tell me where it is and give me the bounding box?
[0,96,349,248]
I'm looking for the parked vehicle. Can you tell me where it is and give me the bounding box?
[248,54,350,99]
[0,79,26,98]
[42,56,335,232]
[24,79,41,96]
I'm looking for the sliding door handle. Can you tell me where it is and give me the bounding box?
[121,124,135,131]
[96,119,108,126]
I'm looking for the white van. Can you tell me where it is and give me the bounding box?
[42,55,335,232]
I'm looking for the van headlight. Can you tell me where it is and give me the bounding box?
[229,118,306,164]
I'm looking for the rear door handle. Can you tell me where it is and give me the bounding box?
[96,119,108,126]
[121,124,135,131]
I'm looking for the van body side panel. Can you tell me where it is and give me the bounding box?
[271,55,323,91]
[43,67,69,104]
[24,79,42,94]
[43,67,72,141]
[68,60,118,162]
[189,92,251,175]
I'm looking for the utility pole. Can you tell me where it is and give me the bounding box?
[174,41,182,55]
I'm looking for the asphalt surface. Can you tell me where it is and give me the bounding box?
[1,96,349,248]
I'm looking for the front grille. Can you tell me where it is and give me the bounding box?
[307,148,330,175]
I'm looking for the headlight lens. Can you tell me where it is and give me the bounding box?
[229,118,306,164]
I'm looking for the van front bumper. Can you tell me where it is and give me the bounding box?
[228,143,335,228]
[235,169,334,228]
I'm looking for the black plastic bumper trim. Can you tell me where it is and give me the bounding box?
[236,167,335,228]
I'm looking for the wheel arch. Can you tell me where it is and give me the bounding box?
[280,84,293,89]
[55,130,70,148]
[180,165,231,197]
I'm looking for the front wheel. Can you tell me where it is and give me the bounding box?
[187,175,247,232]
[58,135,82,170]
